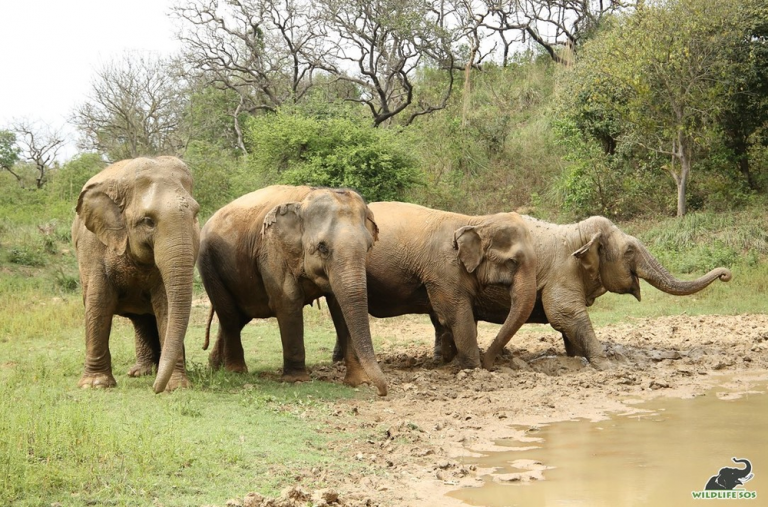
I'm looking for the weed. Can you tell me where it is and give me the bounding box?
[7,246,46,267]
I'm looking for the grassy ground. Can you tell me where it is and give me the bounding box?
[1,204,766,506]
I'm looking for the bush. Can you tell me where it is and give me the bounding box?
[244,113,422,202]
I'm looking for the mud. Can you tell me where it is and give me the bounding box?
[227,314,768,506]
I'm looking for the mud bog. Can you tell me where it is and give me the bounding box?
[234,314,768,507]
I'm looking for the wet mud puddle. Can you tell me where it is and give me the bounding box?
[449,377,767,507]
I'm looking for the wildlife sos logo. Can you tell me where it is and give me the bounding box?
[692,457,757,500]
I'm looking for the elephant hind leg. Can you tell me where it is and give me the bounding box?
[127,314,161,377]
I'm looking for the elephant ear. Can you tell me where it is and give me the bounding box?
[262,202,304,272]
[453,225,483,274]
[76,180,127,255]
[365,207,379,245]
[572,232,602,281]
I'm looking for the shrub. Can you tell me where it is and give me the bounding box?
[244,113,422,202]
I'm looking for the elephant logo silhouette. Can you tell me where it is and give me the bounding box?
[705,457,753,491]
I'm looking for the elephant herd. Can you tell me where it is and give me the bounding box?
[72,157,732,395]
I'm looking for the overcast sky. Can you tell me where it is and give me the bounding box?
[0,0,180,159]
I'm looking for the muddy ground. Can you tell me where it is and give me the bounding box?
[224,313,768,507]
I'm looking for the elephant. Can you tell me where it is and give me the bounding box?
[197,185,388,396]
[334,201,538,370]
[705,458,752,490]
[431,215,732,368]
[72,156,200,393]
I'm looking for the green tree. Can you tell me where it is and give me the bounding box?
[245,112,421,201]
[0,130,21,183]
[568,0,755,217]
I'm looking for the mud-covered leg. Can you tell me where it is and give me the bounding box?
[327,295,369,387]
[430,312,457,363]
[127,314,161,377]
[542,288,609,370]
[79,285,118,388]
[430,296,480,369]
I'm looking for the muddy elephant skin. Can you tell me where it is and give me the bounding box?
[198,185,387,396]
[72,156,200,393]
[435,215,732,369]
[350,201,538,370]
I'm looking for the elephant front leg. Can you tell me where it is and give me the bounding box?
[543,290,610,370]
[276,304,310,383]
[127,314,161,377]
[327,295,369,388]
[430,313,457,363]
[79,290,118,389]
[431,297,480,370]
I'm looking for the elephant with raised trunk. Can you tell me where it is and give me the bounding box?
[433,215,732,368]
[705,458,752,490]
[198,185,387,396]
[334,202,537,370]
[72,156,200,393]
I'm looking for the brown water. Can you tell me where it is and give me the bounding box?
[449,381,767,506]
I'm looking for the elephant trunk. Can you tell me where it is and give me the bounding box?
[153,228,196,393]
[329,266,388,396]
[482,264,537,369]
[732,458,752,479]
[635,243,732,295]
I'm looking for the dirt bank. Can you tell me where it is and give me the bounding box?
[228,314,768,507]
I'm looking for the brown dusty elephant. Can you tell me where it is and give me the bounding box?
[334,201,538,370]
[198,185,388,396]
[72,156,200,393]
[432,215,732,369]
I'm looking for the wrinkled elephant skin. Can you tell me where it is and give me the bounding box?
[72,156,200,393]
[434,215,732,369]
[198,185,387,396]
[343,202,538,370]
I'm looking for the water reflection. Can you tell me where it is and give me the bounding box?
[449,380,767,507]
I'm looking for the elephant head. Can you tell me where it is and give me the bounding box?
[262,189,387,395]
[706,458,752,490]
[572,216,731,303]
[76,157,200,393]
[454,213,538,368]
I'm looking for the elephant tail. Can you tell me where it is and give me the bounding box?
[203,305,215,350]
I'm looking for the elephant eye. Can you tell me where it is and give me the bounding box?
[140,216,155,228]
[317,241,329,255]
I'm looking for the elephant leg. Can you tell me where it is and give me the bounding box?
[430,295,480,369]
[430,313,457,363]
[79,284,118,388]
[562,332,582,357]
[332,335,344,363]
[542,289,609,370]
[327,295,369,388]
[127,314,161,377]
[151,287,191,390]
[275,302,310,383]
[207,288,250,373]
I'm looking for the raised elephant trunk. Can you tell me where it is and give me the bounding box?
[330,266,388,396]
[153,228,196,393]
[732,458,752,479]
[635,243,732,295]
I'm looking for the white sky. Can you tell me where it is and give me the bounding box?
[0,0,180,160]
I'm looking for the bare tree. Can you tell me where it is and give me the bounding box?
[315,0,457,126]
[71,53,188,161]
[9,120,64,189]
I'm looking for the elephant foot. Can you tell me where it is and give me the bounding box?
[588,355,613,371]
[282,369,311,383]
[127,362,155,377]
[78,372,117,389]
[343,367,370,388]
[164,373,192,392]
[481,350,497,370]
[448,353,480,372]
[224,362,248,374]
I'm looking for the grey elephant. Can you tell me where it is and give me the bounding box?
[432,215,732,368]
[198,185,388,396]
[72,156,200,393]
[705,458,752,490]
[334,201,538,370]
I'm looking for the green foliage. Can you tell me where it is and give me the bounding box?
[245,112,421,201]
[0,130,20,171]
[183,140,247,219]
[46,153,105,205]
